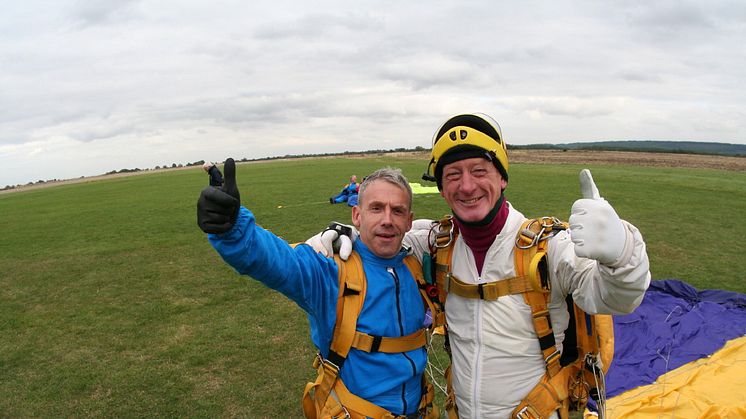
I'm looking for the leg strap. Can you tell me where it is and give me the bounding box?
[511,367,575,419]
[303,355,437,419]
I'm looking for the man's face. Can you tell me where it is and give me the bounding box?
[352,180,413,258]
[440,157,507,223]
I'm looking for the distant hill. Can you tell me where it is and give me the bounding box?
[4,141,743,192]
[512,140,746,157]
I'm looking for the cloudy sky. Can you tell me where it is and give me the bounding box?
[2,0,744,187]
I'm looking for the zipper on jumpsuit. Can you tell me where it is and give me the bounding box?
[387,266,417,415]
[471,275,485,418]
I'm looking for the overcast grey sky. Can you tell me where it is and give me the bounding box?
[2,0,745,187]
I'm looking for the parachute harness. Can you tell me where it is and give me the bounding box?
[302,252,440,419]
[425,215,612,419]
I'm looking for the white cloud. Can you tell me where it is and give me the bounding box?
[69,0,144,28]
[1,0,744,187]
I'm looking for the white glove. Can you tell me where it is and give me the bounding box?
[569,169,627,266]
[304,222,358,261]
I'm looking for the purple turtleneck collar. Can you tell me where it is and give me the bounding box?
[453,196,509,275]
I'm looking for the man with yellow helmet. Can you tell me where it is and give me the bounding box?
[309,113,651,418]
[423,112,509,187]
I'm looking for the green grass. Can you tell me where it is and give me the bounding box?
[1,156,745,417]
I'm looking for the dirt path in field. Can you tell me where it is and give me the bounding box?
[509,149,746,171]
[388,149,746,172]
[3,150,744,194]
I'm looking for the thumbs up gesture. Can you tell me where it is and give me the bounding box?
[569,169,627,266]
[197,158,241,234]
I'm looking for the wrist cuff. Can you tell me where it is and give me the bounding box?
[606,222,634,268]
[325,222,352,238]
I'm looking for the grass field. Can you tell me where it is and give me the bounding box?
[1,154,745,417]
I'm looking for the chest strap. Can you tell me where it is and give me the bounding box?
[447,274,534,299]
[352,329,427,353]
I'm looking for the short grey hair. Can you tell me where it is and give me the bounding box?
[358,167,413,209]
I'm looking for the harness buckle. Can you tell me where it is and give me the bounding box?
[370,335,383,353]
[517,217,565,249]
[538,217,564,243]
[539,216,556,230]
[569,372,591,405]
[331,405,351,419]
[545,349,561,368]
[313,353,323,369]
[477,283,485,299]
[516,219,541,249]
[515,405,541,419]
[435,216,455,249]
[323,357,341,373]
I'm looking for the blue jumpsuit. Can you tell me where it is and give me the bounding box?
[209,207,426,415]
[332,182,358,204]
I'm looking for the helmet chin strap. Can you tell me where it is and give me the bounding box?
[453,195,505,227]
[422,158,437,182]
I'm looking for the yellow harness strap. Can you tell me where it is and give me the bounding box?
[329,253,366,360]
[303,253,366,419]
[403,254,442,333]
[352,329,427,353]
[431,217,460,419]
[448,274,534,299]
[511,219,565,418]
[515,219,563,378]
[433,215,611,419]
[302,252,438,419]
[511,218,615,419]
[434,216,456,319]
[442,364,458,419]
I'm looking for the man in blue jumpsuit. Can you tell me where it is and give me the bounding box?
[330,175,358,204]
[197,160,429,418]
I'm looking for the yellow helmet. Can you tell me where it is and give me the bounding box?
[423,113,509,188]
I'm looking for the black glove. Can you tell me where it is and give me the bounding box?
[197,158,241,234]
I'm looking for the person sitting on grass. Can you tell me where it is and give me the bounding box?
[202,161,224,187]
[330,174,358,204]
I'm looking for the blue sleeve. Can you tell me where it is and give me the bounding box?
[207,207,338,342]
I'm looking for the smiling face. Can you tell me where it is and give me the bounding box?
[440,157,507,223]
[352,179,413,258]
